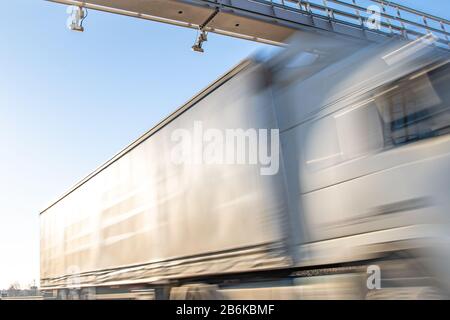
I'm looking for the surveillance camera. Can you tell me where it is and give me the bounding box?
[192,30,208,53]
[66,6,87,32]
[69,23,84,32]
[192,44,204,53]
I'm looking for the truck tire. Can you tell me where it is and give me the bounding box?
[364,253,449,299]
[56,289,68,300]
[67,289,80,300]
[170,284,224,300]
[80,288,96,300]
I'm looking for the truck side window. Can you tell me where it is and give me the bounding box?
[375,61,450,147]
[334,99,384,160]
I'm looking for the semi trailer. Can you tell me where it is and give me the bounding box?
[40,33,450,299]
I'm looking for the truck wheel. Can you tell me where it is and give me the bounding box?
[80,288,96,300]
[364,253,449,299]
[67,289,80,300]
[57,289,68,300]
[170,284,224,300]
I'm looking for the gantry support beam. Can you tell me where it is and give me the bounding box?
[46,0,450,49]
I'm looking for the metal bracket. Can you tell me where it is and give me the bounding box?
[192,8,220,52]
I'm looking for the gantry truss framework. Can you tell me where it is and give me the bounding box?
[47,0,450,49]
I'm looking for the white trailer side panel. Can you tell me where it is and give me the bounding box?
[40,61,291,289]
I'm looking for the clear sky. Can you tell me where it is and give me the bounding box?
[0,0,449,289]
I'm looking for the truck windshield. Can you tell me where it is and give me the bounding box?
[375,60,450,147]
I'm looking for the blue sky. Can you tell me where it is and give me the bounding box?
[0,0,449,289]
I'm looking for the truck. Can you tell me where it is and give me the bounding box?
[40,32,450,300]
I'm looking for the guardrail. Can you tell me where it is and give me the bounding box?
[262,0,450,49]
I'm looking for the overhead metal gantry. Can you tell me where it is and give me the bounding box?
[47,0,450,49]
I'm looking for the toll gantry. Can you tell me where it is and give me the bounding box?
[48,0,449,50]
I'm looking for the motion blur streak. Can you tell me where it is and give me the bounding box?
[39,33,450,300]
